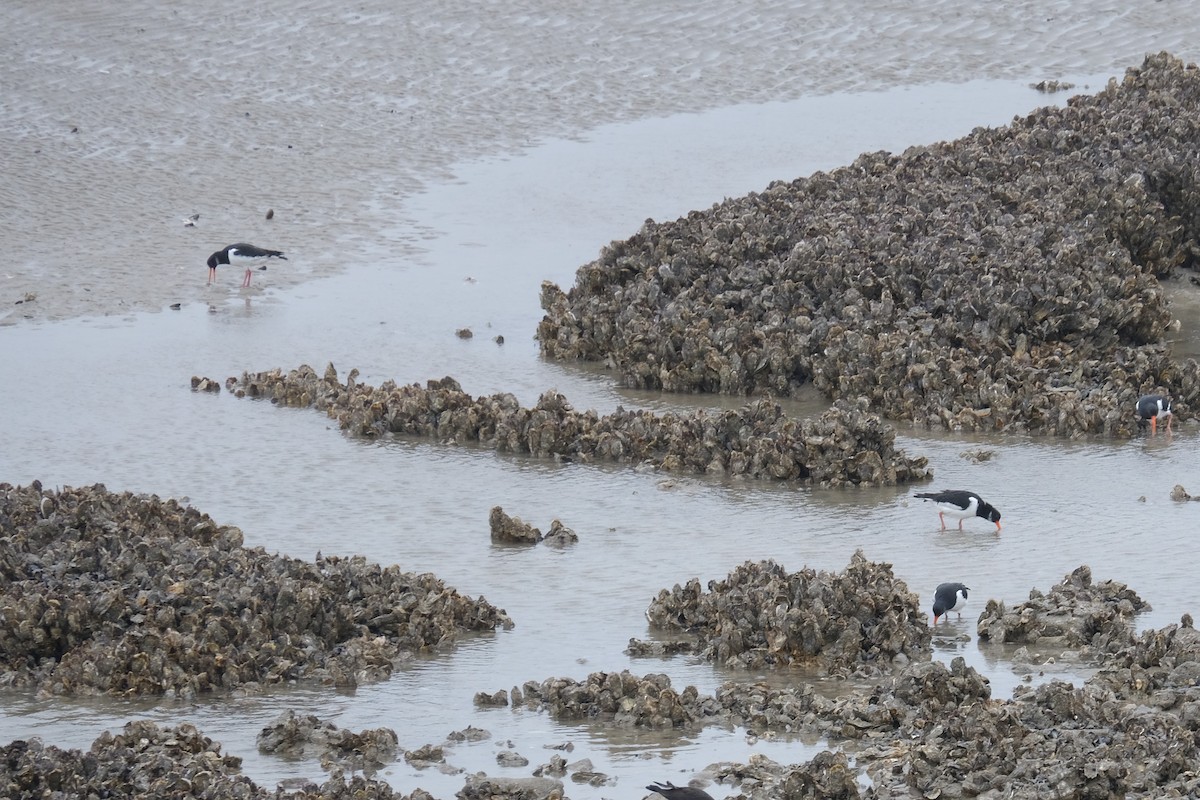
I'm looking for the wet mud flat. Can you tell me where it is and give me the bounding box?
[2,482,1198,799]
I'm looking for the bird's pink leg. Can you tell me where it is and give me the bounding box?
[958,519,965,531]
[938,512,947,531]
[243,269,252,287]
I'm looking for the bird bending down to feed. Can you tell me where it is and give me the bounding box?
[1135,394,1172,435]
[646,782,715,800]
[914,489,1002,532]
[207,243,287,287]
[932,582,969,624]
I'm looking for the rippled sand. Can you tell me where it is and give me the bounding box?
[3,0,1200,324]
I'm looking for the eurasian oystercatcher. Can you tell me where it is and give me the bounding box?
[914,489,1002,532]
[932,582,969,624]
[206,243,287,287]
[1135,394,1173,435]
[646,782,715,800]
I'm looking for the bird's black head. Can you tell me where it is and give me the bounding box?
[979,502,1001,524]
[932,583,969,619]
[206,251,223,269]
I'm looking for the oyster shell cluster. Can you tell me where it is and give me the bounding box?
[4,516,1199,799]
[489,506,544,544]
[0,482,511,697]
[489,508,581,547]
[0,720,421,799]
[490,620,1200,799]
[0,721,253,799]
[257,710,399,774]
[538,53,1200,437]
[508,669,721,728]
[976,564,1149,646]
[637,551,930,675]
[469,566,1200,797]
[220,365,929,486]
[713,751,861,800]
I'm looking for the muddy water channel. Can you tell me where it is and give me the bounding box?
[2,81,1198,798]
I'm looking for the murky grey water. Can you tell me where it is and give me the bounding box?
[3,79,1199,798]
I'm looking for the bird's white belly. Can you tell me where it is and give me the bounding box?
[229,253,269,266]
[937,499,977,519]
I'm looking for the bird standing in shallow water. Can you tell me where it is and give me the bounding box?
[932,582,969,624]
[1135,394,1172,435]
[646,782,715,800]
[207,243,287,287]
[914,489,1002,532]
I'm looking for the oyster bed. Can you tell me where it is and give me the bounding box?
[216,365,929,487]
[0,482,511,698]
[3,485,1199,798]
[475,560,1199,798]
[14,51,1200,800]
[538,53,1200,437]
[635,551,930,675]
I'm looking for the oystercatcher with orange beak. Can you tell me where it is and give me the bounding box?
[914,489,1002,532]
[932,582,969,624]
[207,243,287,287]
[1135,394,1172,435]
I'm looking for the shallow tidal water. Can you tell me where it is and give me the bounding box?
[2,78,1200,798]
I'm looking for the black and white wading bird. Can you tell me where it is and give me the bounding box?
[206,243,287,287]
[932,582,969,624]
[914,489,1002,532]
[1135,394,1173,435]
[646,782,715,800]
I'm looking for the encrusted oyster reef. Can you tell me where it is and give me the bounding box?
[636,550,930,675]
[0,482,511,697]
[222,366,929,486]
[539,53,1200,437]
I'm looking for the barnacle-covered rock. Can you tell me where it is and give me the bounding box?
[538,53,1200,438]
[0,483,511,697]
[223,366,930,487]
[976,564,1149,647]
[639,550,929,674]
